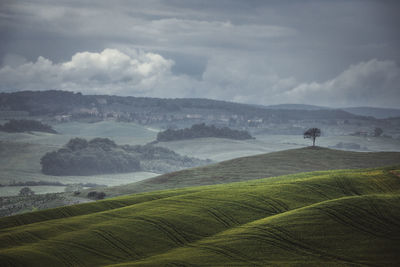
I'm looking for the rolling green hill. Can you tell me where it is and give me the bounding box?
[0,166,399,266]
[100,147,400,197]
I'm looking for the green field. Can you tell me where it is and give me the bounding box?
[0,121,158,146]
[158,134,400,161]
[0,186,66,197]
[1,119,400,197]
[53,121,158,145]
[0,166,399,266]
[0,121,160,189]
[0,140,157,191]
[100,146,400,197]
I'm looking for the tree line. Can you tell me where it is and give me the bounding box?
[41,137,209,176]
[0,119,57,133]
[41,138,140,176]
[157,123,254,142]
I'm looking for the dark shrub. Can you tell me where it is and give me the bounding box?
[41,138,141,176]
[157,123,253,141]
[0,119,57,133]
[87,191,106,200]
[65,138,88,151]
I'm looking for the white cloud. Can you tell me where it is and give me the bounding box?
[0,49,398,108]
[195,57,400,108]
[0,49,178,96]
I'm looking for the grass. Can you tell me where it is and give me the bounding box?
[0,165,399,266]
[1,120,400,188]
[101,146,400,197]
[52,121,158,144]
[121,194,400,266]
[0,139,157,189]
[0,186,67,197]
[158,134,400,161]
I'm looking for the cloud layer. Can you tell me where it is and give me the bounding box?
[0,48,399,108]
[285,59,400,108]
[0,49,177,96]
[1,1,399,108]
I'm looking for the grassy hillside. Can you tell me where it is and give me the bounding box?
[101,147,400,197]
[156,136,289,161]
[157,135,400,162]
[0,166,399,266]
[119,194,400,266]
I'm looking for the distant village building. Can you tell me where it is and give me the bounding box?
[54,115,72,122]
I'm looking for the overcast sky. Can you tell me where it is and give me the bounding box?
[0,0,399,108]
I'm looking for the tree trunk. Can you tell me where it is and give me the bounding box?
[312,137,315,146]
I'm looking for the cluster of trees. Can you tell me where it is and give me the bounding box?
[0,119,57,133]
[87,191,106,200]
[0,90,89,115]
[333,142,366,150]
[123,144,183,160]
[7,180,65,186]
[41,138,141,176]
[41,137,210,176]
[157,123,253,142]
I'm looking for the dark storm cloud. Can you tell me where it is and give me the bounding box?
[0,0,399,108]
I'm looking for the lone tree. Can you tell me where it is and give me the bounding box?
[304,128,321,147]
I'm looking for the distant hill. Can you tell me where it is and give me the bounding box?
[263,103,331,110]
[101,147,400,197]
[342,107,400,119]
[3,90,399,136]
[0,90,366,124]
[0,165,399,265]
[262,104,400,119]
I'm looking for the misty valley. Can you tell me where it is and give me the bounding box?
[1,90,400,213]
[0,90,400,266]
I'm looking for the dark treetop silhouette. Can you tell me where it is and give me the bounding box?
[304,128,321,146]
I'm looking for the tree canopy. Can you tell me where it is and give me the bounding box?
[304,128,321,146]
[41,138,140,176]
[41,137,210,176]
[157,123,253,142]
[0,119,57,133]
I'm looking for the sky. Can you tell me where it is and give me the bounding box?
[0,0,399,108]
